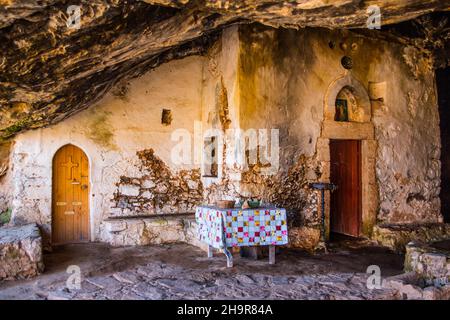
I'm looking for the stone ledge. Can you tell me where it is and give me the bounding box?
[372,223,450,253]
[101,214,200,247]
[0,223,44,281]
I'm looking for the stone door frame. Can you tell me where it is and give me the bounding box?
[318,75,378,238]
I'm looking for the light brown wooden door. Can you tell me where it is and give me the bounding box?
[330,140,362,237]
[52,144,90,244]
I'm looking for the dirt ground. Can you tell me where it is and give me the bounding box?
[0,240,404,300]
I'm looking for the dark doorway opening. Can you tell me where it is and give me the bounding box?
[437,67,450,223]
[330,140,362,238]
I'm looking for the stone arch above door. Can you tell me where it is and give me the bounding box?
[324,75,372,123]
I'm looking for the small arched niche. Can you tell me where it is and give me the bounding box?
[335,86,362,122]
[325,76,371,123]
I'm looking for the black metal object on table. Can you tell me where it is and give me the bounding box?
[309,182,338,251]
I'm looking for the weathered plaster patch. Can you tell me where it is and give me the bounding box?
[216,78,231,130]
[240,154,321,228]
[85,110,117,150]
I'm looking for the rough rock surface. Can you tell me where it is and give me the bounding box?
[383,271,450,300]
[372,223,450,253]
[0,223,44,280]
[0,1,449,141]
[404,241,450,285]
[0,242,403,300]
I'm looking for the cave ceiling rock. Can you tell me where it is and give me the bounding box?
[0,0,449,140]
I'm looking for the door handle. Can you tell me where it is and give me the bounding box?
[81,184,88,190]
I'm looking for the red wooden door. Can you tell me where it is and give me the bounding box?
[330,140,361,237]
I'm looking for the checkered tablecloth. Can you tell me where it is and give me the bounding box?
[195,206,289,250]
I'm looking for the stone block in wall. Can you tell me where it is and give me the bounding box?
[119,184,140,197]
[142,180,156,189]
[0,224,44,281]
[141,191,152,199]
[320,161,330,181]
[106,221,127,233]
[316,138,330,162]
[186,180,199,190]
[321,121,375,140]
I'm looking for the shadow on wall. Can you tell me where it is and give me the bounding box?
[437,67,450,223]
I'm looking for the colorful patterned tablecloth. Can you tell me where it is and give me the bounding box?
[195,206,289,250]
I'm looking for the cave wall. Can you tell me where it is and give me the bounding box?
[6,27,241,243]
[8,55,207,241]
[4,24,443,247]
[236,24,443,233]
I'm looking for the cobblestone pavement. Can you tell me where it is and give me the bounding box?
[0,242,404,300]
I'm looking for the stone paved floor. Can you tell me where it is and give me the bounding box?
[0,241,404,300]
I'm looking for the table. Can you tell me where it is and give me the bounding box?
[195,206,289,267]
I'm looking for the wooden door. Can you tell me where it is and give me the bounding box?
[52,144,90,244]
[330,140,361,237]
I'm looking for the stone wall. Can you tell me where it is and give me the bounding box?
[235,24,443,240]
[112,149,203,216]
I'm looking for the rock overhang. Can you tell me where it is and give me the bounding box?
[0,0,448,142]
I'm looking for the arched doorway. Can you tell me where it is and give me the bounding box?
[320,75,378,239]
[52,144,90,244]
[331,86,363,237]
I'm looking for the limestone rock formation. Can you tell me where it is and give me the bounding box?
[0,223,44,280]
[0,0,449,142]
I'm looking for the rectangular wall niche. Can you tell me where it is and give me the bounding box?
[203,136,218,177]
[161,109,172,126]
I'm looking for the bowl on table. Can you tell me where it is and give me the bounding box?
[239,200,261,209]
[248,200,261,208]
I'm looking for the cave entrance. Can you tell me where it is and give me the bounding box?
[437,67,450,223]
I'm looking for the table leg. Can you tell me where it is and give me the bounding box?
[223,248,233,268]
[269,245,275,265]
[207,245,213,258]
